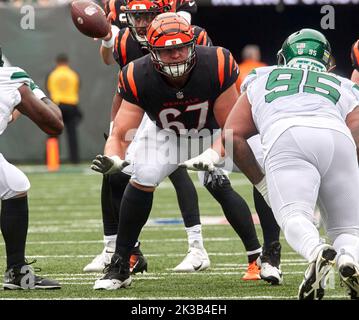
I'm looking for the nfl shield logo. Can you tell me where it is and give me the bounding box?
[176,91,184,99]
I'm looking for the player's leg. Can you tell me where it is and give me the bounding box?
[265,127,336,300]
[0,154,60,290]
[93,121,178,290]
[317,130,359,300]
[199,171,262,280]
[84,117,150,273]
[169,168,210,272]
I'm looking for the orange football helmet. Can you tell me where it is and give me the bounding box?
[146,12,196,77]
[124,0,171,45]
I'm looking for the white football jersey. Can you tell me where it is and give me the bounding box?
[245,65,359,159]
[0,67,32,135]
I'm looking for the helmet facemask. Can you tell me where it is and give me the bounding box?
[126,10,159,45]
[150,41,196,78]
[146,12,197,78]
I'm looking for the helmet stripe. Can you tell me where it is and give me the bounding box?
[216,48,225,89]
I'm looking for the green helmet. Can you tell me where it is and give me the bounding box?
[277,28,333,71]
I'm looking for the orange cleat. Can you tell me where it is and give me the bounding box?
[242,261,261,281]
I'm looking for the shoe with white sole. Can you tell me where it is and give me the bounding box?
[93,253,132,290]
[83,247,114,273]
[298,245,337,300]
[257,241,283,285]
[173,241,210,272]
[339,262,359,300]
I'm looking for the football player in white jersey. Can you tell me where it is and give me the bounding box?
[0,47,63,289]
[222,29,359,300]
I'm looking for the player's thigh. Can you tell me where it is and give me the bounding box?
[131,121,179,187]
[0,154,30,200]
[265,130,320,228]
[318,131,359,238]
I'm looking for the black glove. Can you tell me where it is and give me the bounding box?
[351,40,359,71]
[203,168,226,189]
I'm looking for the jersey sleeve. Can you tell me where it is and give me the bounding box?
[104,0,127,29]
[194,26,212,47]
[240,66,276,93]
[113,28,131,68]
[117,62,140,105]
[213,47,239,95]
[175,0,197,14]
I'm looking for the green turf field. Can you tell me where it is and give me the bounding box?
[0,165,350,300]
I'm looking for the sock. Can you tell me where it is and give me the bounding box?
[109,171,131,216]
[253,187,281,251]
[333,233,359,264]
[205,177,261,263]
[185,224,204,248]
[169,167,201,227]
[116,183,153,260]
[101,174,118,236]
[103,235,116,251]
[282,214,321,261]
[1,196,28,269]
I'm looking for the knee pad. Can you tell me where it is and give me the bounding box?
[0,157,30,200]
[278,203,314,231]
[131,166,162,187]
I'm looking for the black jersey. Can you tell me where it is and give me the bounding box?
[113,25,212,69]
[104,0,198,29]
[118,45,239,133]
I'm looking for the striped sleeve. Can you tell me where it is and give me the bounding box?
[117,62,139,104]
[215,47,239,94]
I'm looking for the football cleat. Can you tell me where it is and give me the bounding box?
[173,241,210,272]
[83,247,114,273]
[257,241,283,285]
[129,244,148,274]
[298,245,336,300]
[242,261,261,281]
[339,262,359,300]
[3,262,61,290]
[93,253,132,290]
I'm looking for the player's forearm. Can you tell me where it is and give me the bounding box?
[351,70,359,85]
[104,135,130,159]
[222,130,264,184]
[100,46,116,65]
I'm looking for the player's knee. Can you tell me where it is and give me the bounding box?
[131,166,161,188]
[0,162,30,200]
[278,203,313,231]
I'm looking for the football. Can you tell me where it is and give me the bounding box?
[71,0,110,38]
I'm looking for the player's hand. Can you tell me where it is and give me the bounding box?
[179,148,221,172]
[91,154,129,174]
[94,12,113,41]
[351,40,359,71]
[255,176,271,207]
[203,168,226,189]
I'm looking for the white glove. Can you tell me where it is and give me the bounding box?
[255,176,271,207]
[179,148,221,172]
[91,155,129,175]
